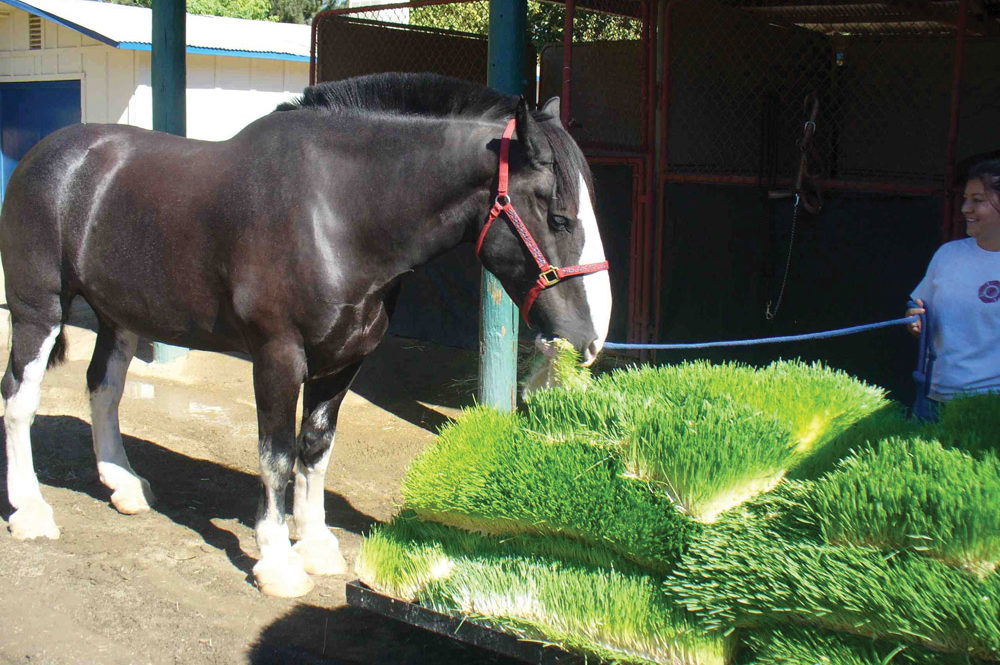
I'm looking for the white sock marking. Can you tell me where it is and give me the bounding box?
[4,327,60,511]
[293,440,334,542]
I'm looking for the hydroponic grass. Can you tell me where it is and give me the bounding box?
[663,495,1000,659]
[622,395,793,522]
[402,406,697,568]
[522,337,593,395]
[357,517,733,665]
[522,359,886,520]
[367,357,1000,664]
[932,392,1000,458]
[746,626,991,665]
[810,437,1000,576]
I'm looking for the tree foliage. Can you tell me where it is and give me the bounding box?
[410,2,641,51]
[104,0,333,24]
[101,1,638,35]
[190,0,273,21]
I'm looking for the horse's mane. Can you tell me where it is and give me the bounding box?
[276,72,516,121]
[278,72,592,203]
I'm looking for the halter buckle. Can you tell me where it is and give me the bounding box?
[495,194,510,207]
[539,267,561,287]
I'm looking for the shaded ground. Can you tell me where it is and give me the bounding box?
[0,283,524,665]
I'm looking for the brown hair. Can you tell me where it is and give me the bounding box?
[968,159,1000,214]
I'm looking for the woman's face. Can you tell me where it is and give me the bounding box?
[961,178,1000,250]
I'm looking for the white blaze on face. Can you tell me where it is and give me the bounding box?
[576,171,612,356]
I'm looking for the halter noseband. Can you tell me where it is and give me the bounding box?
[475,118,610,325]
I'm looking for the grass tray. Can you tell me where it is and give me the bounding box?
[345,580,589,665]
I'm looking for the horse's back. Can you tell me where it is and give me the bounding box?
[1,123,184,247]
[0,123,113,303]
[0,124,236,340]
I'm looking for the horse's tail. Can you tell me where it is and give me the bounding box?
[47,326,67,369]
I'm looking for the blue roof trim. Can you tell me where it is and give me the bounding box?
[1,0,118,47]
[0,1,309,62]
[118,41,308,62]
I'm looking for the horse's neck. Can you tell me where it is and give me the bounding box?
[386,122,501,269]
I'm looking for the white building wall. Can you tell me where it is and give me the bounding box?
[0,6,309,140]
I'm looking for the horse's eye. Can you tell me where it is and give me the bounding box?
[549,214,573,232]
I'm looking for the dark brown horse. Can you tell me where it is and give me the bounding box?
[0,73,611,597]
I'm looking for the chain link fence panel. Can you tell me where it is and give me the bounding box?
[665,0,1000,190]
[313,1,535,91]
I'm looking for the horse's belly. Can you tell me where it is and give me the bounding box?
[79,283,248,354]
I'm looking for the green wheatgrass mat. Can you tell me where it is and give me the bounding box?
[356,517,733,665]
[664,487,1000,659]
[370,356,1000,663]
[790,392,1000,481]
[809,437,1000,577]
[931,393,1000,458]
[523,359,886,521]
[621,395,793,522]
[745,626,991,665]
[401,406,696,568]
[522,337,593,394]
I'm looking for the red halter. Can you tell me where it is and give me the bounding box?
[475,118,610,325]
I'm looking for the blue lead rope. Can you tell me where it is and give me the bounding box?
[603,307,936,420]
[604,315,918,351]
[909,300,937,422]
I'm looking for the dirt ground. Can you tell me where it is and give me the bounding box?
[0,276,526,665]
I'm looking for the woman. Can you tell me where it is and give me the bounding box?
[907,159,1000,404]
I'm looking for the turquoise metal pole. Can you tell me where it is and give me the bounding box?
[151,0,188,363]
[479,0,527,410]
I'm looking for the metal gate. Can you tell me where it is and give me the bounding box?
[309,1,1000,373]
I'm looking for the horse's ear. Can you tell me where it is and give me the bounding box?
[515,96,553,165]
[538,97,560,121]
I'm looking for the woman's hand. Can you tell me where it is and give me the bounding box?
[906,298,925,338]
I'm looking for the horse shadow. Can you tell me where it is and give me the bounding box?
[249,604,523,665]
[2,416,517,664]
[0,415,378,579]
[349,337,478,434]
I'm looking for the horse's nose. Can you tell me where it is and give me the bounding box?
[581,340,601,367]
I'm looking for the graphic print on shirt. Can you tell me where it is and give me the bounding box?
[979,280,1000,304]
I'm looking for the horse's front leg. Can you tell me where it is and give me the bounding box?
[291,363,362,576]
[250,340,312,598]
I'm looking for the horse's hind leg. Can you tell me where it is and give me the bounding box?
[290,363,360,576]
[3,321,63,540]
[87,324,153,514]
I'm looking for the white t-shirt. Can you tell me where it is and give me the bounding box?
[911,237,1000,400]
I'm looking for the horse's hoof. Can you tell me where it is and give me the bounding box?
[8,501,61,540]
[253,554,315,598]
[110,478,154,515]
[294,536,347,576]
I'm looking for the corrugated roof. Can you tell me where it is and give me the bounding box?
[1,0,311,61]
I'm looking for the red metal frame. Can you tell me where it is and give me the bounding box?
[657,0,968,199]
[562,0,654,346]
[944,0,970,241]
[586,154,647,347]
[660,173,943,196]
[311,0,975,348]
[654,0,971,346]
